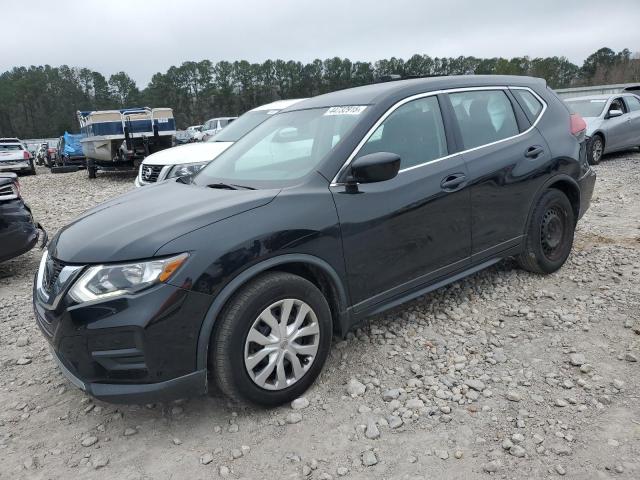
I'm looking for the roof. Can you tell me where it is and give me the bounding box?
[78,107,148,117]
[555,83,640,93]
[287,75,546,111]
[564,93,636,101]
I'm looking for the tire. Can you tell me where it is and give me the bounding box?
[588,134,604,165]
[210,271,332,406]
[517,189,576,274]
[29,160,36,175]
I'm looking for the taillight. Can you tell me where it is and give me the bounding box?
[13,180,21,199]
[23,150,31,160]
[570,113,587,137]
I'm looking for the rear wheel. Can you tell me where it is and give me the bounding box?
[29,159,36,175]
[210,272,332,406]
[517,189,575,274]
[588,134,604,165]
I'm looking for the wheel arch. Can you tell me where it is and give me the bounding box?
[524,175,581,233]
[196,254,350,372]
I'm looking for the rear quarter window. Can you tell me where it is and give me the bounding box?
[512,89,544,121]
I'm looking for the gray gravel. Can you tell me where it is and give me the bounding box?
[1,152,639,479]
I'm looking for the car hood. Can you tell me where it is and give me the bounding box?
[141,142,233,166]
[49,180,280,264]
[583,117,603,137]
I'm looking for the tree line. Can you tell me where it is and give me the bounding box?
[1,47,638,139]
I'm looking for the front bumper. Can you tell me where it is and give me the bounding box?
[50,347,206,403]
[33,267,212,403]
[577,166,596,219]
[0,199,45,262]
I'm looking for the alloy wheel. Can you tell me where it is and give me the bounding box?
[244,298,320,391]
[592,138,603,164]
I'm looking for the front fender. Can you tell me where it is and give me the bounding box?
[194,253,349,371]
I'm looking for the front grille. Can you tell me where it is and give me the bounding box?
[141,164,163,183]
[42,256,65,294]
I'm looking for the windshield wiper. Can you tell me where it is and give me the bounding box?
[207,183,256,190]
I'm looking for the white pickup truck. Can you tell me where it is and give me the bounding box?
[0,139,36,175]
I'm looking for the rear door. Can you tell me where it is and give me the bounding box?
[446,87,551,260]
[331,95,472,311]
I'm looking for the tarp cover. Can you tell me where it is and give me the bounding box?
[63,132,84,156]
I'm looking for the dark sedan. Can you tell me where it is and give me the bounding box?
[0,173,46,263]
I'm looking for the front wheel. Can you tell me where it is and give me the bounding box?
[517,189,575,274]
[210,272,332,406]
[588,135,604,165]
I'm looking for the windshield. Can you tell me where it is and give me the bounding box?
[565,99,607,118]
[194,107,362,188]
[207,111,273,143]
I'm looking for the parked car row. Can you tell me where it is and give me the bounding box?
[32,75,597,408]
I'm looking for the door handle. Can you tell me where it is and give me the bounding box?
[524,145,544,158]
[440,173,467,191]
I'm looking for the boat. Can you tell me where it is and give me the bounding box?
[77,107,176,178]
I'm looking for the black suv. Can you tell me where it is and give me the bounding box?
[34,76,595,406]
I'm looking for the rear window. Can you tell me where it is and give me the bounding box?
[0,144,23,151]
[512,89,543,121]
[449,90,519,150]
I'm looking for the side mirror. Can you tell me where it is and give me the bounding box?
[607,109,623,118]
[346,152,400,192]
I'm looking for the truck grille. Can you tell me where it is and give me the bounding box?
[141,164,163,183]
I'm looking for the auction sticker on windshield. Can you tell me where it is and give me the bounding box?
[324,106,367,115]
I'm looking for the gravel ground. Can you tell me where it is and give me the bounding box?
[1,153,639,480]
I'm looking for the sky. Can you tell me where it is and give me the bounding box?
[2,0,639,87]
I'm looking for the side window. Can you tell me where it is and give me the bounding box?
[449,90,519,149]
[609,98,627,114]
[356,96,447,169]
[512,89,543,121]
[624,96,640,112]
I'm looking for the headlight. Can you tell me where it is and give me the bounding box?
[166,162,207,179]
[68,253,189,303]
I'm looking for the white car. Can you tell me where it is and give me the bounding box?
[135,99,306,187]
[199,116,238,141]
[0,140,36,175]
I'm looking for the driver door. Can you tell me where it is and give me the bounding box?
[605,97,630,151]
